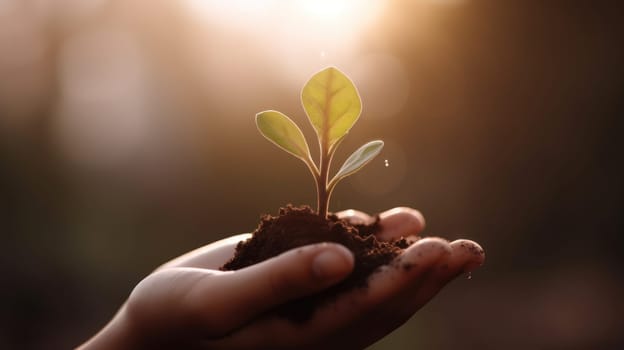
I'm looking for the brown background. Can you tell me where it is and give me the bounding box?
[1,0,622,349]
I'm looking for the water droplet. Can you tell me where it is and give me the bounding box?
[466,272,472,280]
[384,159,389,167]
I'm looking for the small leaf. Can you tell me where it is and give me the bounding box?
[302,67,362,148]
[332,140,384,183]
[256,110,311,161]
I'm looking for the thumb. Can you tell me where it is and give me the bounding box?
[126,243,354,339]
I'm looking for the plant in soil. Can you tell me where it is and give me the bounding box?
[221,67,412,322]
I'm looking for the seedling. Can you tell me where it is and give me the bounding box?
[256,66,384,218]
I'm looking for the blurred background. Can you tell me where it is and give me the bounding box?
[1,0,622,349]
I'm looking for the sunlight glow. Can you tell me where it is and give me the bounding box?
[186,0,384,35]
[300,0,351,21]
[184,0,386,77]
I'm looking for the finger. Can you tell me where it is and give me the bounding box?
[398,239,485,313]
[450,239,486,273]
[316,238,454,349]
[158,234,252,270]
[336,207,426,241]
[377,207,426,241]
[335,209,374,225]
[313,238,481,349]
[203,239,482,350]
[185,243,354,338]
[355,237,450,305]
[203,238,452,349]
[423,239,485,290]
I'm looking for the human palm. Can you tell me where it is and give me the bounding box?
[79,207,484,350]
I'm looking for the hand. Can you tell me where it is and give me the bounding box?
[78,207,484,350]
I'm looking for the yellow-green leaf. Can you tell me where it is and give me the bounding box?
[301,67,362,148]
[256,110,311,161]
[331,140,384,184]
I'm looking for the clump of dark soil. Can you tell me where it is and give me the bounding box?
[221,205,410,323]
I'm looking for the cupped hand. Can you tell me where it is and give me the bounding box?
[78,208,484,350]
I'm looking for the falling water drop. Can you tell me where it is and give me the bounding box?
[384,159,389,167]
[466,272,472,280]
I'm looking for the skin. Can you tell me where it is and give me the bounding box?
[78,207,485,350]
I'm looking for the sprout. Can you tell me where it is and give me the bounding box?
[256,67,384,218]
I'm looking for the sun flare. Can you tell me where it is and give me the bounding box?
[184,0,386,58]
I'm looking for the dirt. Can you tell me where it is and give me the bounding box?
[221,205,411,323]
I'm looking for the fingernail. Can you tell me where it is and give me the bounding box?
[312,245,354,280]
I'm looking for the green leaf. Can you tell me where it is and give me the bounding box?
[331,140,384,185]
[256,110,312,161]
[301,67,362,148]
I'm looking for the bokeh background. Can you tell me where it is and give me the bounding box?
[1,0,622,349]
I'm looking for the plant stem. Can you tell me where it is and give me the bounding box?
[317,145,331,218]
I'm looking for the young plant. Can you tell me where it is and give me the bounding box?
[256,66,384,219]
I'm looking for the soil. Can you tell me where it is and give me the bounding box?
[221,205,411,323]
